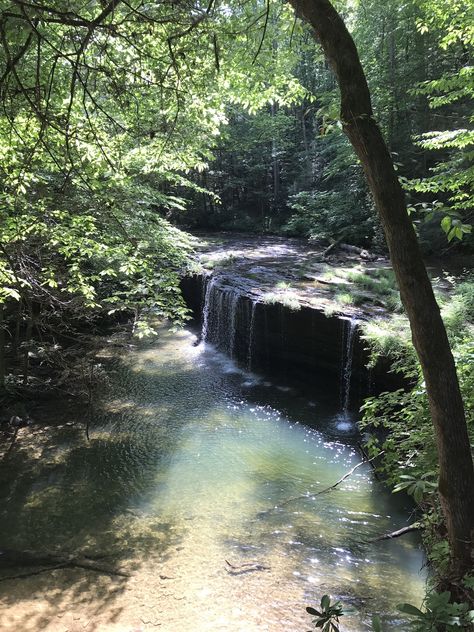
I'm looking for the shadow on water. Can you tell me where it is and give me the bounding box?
[0,333,221,630]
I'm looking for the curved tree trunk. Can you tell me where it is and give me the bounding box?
[288,0,474,583]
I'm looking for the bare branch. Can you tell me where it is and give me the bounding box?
[252,0,270,64]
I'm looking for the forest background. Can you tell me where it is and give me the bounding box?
[0,0,472,342]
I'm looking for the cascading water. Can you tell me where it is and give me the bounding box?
[247,300,257,371]
[201,275,216,344]
[340,317,357,414]
[201,275,242,359]
[279,304,285,354]
[228,291,240,359]
[202,275,360,412]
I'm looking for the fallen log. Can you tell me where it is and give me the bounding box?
[323,241,378,261]
[323,239,342,258]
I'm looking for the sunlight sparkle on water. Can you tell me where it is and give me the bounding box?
[0,325,426,632]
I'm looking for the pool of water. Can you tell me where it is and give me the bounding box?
[0,326,425,631]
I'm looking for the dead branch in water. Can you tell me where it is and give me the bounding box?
[225,559,270,575]
[273,452,383,511]
[369,523,420,542]
[357,442,380,480]
[0,549,130,581]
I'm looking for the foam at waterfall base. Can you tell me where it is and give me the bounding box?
[332,411,358,436]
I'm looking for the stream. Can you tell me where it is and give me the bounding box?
[0,324,425,631]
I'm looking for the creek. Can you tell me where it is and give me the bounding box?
[0,288,426,631]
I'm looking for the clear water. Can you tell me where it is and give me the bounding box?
[0,326,425,631]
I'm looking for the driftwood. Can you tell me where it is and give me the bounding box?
[0,549,130,581]
[323,241,378,261]
[323,239,342,258]
[369,524,420,542]
[273,452,383,511]
[339,243,378,261]
[225,559,270,575]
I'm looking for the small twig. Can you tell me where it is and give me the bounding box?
[268,452,384,512]
[369,523,420,542]
[0,564,67,582]
[252,0,270,64]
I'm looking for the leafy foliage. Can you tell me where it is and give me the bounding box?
[306,595,346,632]
[0,0,307,386]
[360,276,474,580]
[307,592,474,631]
[398,591,474,631]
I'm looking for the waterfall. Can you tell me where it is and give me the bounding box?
[247,300,257,371]
[228,291,239,359]
[201,275,241,359]
[280,304,285,354]
[340,318,357,413]
[201,276,215,343]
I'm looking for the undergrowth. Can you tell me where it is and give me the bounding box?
[359,274,474,613]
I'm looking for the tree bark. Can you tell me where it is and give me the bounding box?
[288,0,474,583]
[0,304,5,390]
[22,303,33,386]
[270,101,280,214]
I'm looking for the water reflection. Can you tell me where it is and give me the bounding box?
[0,326,425,631]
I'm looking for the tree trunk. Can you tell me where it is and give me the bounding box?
[270,101,280,214]
[22,303,33,386]
[288,0,474,583]
[0,304,5,390]
[301,105,312,186]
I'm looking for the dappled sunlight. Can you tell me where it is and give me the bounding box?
[0,324,426,630]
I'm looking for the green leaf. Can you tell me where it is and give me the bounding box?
[4,287,21,301]
[441,216,452,234]
[321,595,331,612]
[306,607,321,616]
[398,603,424,617]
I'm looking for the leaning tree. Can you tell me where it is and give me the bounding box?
[286,0,474,589]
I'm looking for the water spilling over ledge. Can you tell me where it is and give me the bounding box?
[182,272,400,413]
[181,235,408,407]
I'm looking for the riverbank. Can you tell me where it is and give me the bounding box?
[190,232,468,317]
